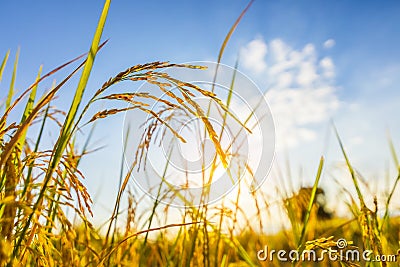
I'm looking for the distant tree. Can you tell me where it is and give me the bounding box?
[285,187,333,223]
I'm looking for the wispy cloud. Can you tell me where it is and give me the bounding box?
[240,38,340,148]
[240,38,268,74]
[323,39,336,49]
[320,57,335,79]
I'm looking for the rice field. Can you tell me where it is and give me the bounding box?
[0,1,399,266]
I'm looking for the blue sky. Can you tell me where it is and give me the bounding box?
[1,0,400,227]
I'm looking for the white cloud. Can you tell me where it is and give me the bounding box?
[240,38,267,73]
[320,57,335,78]
[270,39,291,62]
[240,38,340,148]
[323,39,336,49]
[303,43,316,56]
[267,87,339,147]
[296,62,318,86]
[276,72,293,88]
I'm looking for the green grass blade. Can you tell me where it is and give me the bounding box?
[13,66,43,225]
[209,0,254,96]
[106,124,130,248]
[211,225,257,267]
[0,50,10,84]
[20,102,51,199]
[297,156,324,248]
[203,0,254,173]
[21,65,42,123]
[208,0,254,114]
[380,134,400,232]
[220,59,238,144]
[12,0,112,258]
[52,0,111,165]
[6,48,19,109]
[16,66,43,153]
[216,0,254,64]
[332,122,366,207]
